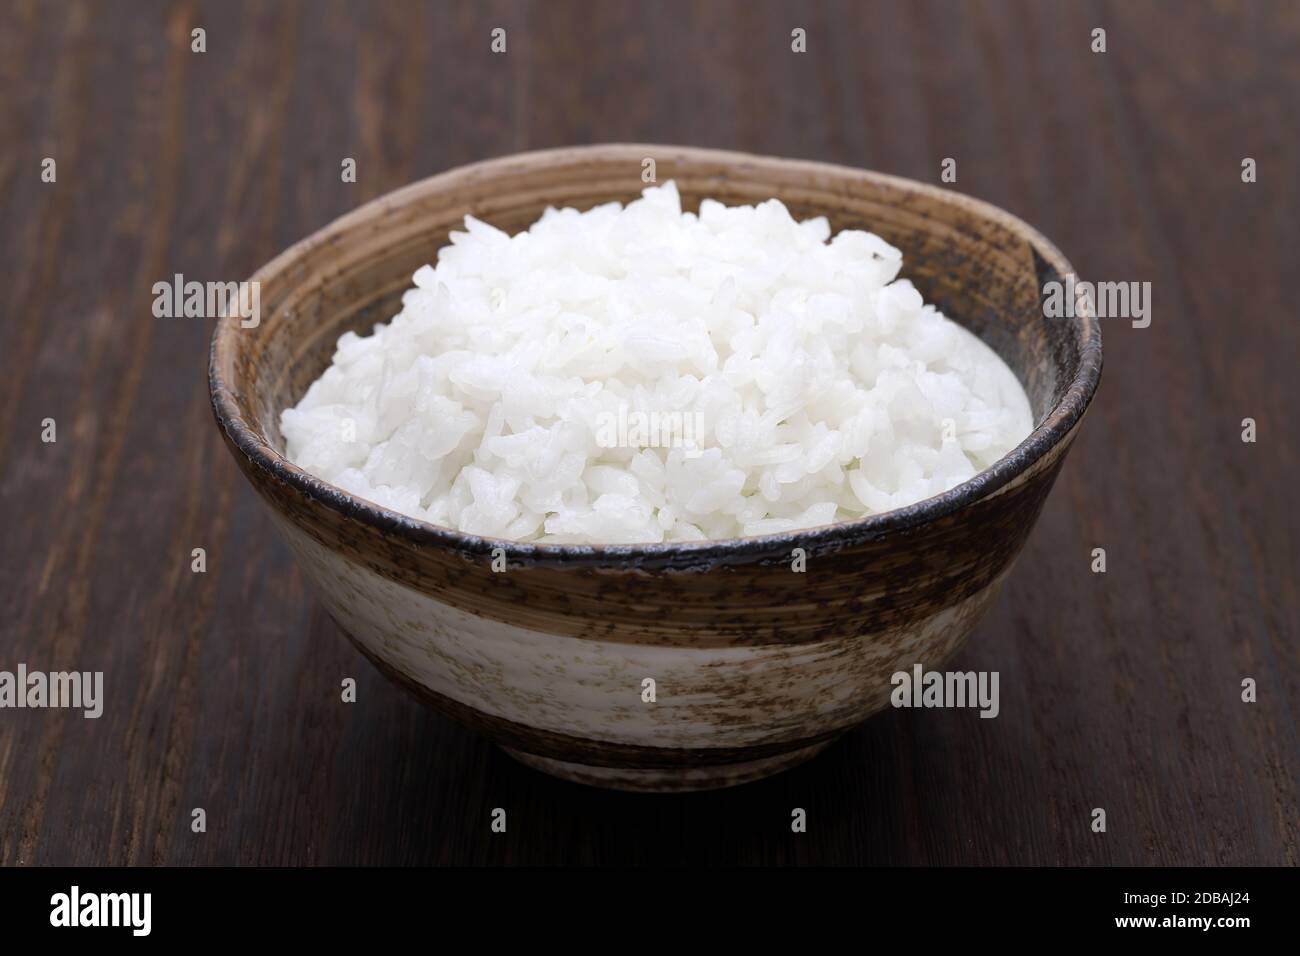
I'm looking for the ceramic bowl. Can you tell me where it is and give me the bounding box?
[209,144,1101,791]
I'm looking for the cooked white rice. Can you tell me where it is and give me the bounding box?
[281,182,1033,544]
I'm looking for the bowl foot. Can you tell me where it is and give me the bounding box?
[501,738,837,792]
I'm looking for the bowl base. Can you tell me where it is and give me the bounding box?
[501,738,837,792]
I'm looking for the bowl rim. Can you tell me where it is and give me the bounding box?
[209,143,1102,563]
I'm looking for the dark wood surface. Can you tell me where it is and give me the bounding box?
[1,0,1295,866]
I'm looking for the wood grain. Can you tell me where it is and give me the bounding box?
[0,0,1295,864]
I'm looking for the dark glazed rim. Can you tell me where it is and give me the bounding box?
[209,144,1103,568]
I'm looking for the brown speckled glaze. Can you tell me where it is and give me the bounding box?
[209,145,1102,791]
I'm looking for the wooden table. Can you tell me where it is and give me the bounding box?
[1,0,1295,865]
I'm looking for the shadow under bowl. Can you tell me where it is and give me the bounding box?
[209,144,1101,791]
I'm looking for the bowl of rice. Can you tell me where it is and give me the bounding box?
[210,144,1101,791]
